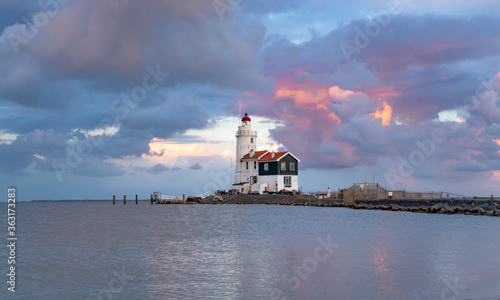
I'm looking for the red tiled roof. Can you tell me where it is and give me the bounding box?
[258,151,288,162]
[241,150,268,160]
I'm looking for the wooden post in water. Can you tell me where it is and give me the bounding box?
[150,194,153,204]
[113,194,115,205]
[124,194,126,205]
[136,194,138,205]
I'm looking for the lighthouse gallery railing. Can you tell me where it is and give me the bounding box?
[236,130,257,136]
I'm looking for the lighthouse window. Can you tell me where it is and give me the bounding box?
[264,163,269,171]
[281,162,286,171]
[246,162,248,170]
[284,176,292,186]
[290,162,295,171]
[251,138,253,143]
[254,161,257,169]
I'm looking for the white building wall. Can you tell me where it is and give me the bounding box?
[292,175,299,191]
[256,175,298,193]
[251,182,268,194]
[235,124,256,183]
[258,175,279,192]
[240,159,258,183]
[277,175,299,192]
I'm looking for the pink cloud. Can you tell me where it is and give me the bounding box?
[370,101,393,127]
[328,86,354,101]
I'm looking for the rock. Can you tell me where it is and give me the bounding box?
[430,203,444,213]
[434,203,445,210]
[389,204,401,211]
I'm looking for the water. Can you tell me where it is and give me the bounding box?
[2,202,500,300]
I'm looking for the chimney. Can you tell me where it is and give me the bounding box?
[250,149,254,157]
[271,151,275,159]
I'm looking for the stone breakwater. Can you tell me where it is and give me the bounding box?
[345,199,500,217]
[164,195,500,217]
[278,199,500,217]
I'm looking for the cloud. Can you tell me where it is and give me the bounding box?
[189,163,203,170]
[263,13,500,122]
[147,163,169,174]
[370,101,392,127]
[0,128,66,173]
[328,86,355,101]
[2,1,500,198]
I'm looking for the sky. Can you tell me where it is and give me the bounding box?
[1,0,499,200]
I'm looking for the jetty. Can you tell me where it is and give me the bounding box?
[111,191,500,217]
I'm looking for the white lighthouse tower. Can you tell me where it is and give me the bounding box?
[235,113,257,183]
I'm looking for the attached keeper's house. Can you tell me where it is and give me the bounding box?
[232,113,300,194]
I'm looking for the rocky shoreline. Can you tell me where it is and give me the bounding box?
[331,200,500,217]
[167,195,500,217]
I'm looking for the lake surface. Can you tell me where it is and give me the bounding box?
[2,202,500,299]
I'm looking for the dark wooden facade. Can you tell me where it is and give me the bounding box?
[258,153,298,176]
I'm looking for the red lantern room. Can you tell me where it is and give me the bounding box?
[241,113,251,126]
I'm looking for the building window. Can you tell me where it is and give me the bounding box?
[251,138,253,143]
[264,163,269,171]
[290,162,295,171]
[252,176,257,184]
[281,162,286,171]
[284,176,291,186]
[246,162,248,170]
[254,161,257,169]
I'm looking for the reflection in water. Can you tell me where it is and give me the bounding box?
[371,245,396,296]
[7,202,500,299]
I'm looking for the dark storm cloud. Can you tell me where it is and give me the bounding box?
[0,128,66,172]
[120,96,209,139]
[147,163,169,174]
[0,0,270,104]
[0,0,41,30]
[0,0,270,176]
[189,163,203,170]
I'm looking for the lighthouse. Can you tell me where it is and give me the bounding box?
[232,112,300,194]
[235,113,257,184]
